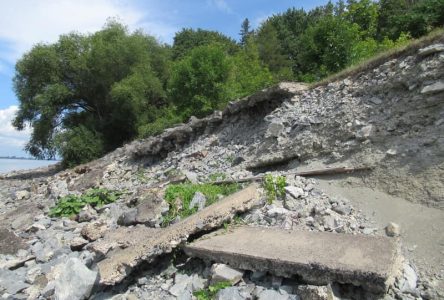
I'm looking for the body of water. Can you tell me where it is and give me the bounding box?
[0,158,58,174]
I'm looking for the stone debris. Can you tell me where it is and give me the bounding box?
[53,257,99,300]
[0,38,443,299]
[97,184,259,285]
[385,222,401,237]
[211,263,244,284]
[420,81,444,94]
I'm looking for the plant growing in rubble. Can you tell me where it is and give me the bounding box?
[263,174,287,204]
[49,188,122,217]
[161,182,241,226]
[193,281,232,300]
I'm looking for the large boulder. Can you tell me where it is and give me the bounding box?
[54,258,99,300]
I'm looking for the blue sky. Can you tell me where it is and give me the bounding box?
[0,0,331,157]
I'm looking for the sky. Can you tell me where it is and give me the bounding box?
[0,0,331,157]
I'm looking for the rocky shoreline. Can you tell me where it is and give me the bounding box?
[1,39,443,300]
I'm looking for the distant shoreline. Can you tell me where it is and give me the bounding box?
[0,156,59,161]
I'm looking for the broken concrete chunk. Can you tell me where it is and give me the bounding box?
[54,257,99,300]
[70,237,89,251]
[81,221,108,242]
[97,184,259,286]
[285,186,304,199]
[418,43,444,57]
[421,81,444,94]
[211,263,244,284]
[184,226,400,293]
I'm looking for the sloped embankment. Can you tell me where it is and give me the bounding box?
[0,36,443,299]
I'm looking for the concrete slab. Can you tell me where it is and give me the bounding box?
[184,226,400,293]
[96,184,259,285]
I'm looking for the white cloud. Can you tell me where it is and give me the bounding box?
[0,0,177,63]
[207,0,233,14]
[0,105,30,152]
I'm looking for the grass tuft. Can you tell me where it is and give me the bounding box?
[162,182,241,226]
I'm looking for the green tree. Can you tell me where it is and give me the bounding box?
[297,16,361,80]
[13,21,170,165]
[345,0,379,38]
[169,44,232,119]
[239,18,254,46]
[228,37,274,98]
[256,22,293,80]
[172,28,239,60]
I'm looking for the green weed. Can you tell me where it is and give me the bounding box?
[263,174,287,204]
[208,172,227,181]
[162,182,240,226]
[193,281,232,300]
[49,188,122,217]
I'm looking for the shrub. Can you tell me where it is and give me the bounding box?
[263,174,287,204]
[49,188,122,217]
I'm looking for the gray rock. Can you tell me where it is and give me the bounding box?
[421,81,444,94]
[0,268,30,294]
[169,273,192,297]
[257,289,290,300]
[418,43,444,56]
[15,190,30,200]
[266,121,284,138]
[117,209,138,226]
[189,192,207,211]
[41,281,56,298]
[357,125,373,139]
[211,263,243,284]
[297,285,333,300]
[184,171,199,184]
[332,204,351,216]
[70,237,88,251]
[285,186,304,199]
[398,263,417,292]
[385,222,400,237]
[77,205,98,223]
[54,257,98,300]
[321,215,337,230]
[216,287,245,300]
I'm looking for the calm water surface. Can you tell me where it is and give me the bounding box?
[0,158,58,174]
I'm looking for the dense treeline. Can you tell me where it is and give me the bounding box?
[13,0,443,167]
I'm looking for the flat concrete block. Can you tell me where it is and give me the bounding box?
[184,226,400,293]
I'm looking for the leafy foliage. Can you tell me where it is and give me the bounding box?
[49,188,122,217]
[13,1,444,168]
[13,21,170,166]
[169,44,232,119]
[193,281,232,300]
[162,182,240,226]
[172,28,239,60]
[263,175,287,204]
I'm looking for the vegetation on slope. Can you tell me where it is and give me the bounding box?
[12,0,444,167]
